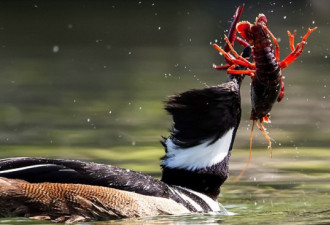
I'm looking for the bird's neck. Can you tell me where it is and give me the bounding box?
[161,128,235,200]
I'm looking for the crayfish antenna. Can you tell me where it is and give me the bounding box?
[235,120,255,181]
[259,119,272,158]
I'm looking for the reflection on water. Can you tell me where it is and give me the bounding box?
[0,0,329,224]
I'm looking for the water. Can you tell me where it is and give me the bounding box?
[0,0,329,224]
[0,147,329,225]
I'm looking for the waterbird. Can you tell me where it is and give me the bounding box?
[0,48,251,223]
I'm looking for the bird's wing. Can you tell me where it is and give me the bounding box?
[0,157,170,197]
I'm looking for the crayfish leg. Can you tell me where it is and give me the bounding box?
[224,35,240,58]
[263,26,280,61]
[213,43,255,69]
[287,30,297,51]
[280,27,318,69]
[213,63,231,70]
[227,64,256,76]
[236,36,250,48]
[235,120,255,181]
[277,80,285,102]
[302,27,318,42]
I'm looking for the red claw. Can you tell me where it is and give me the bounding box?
[236,22,253,42]
[224,4,245,52]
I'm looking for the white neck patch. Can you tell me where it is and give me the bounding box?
[162,128,234,171]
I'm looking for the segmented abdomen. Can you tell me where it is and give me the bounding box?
[253,35,280,80]
[250,31,282,120]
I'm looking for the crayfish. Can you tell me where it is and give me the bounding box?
[213,4,317,179]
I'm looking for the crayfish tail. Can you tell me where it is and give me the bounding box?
[235,120,255,181]
[262,115,271,123]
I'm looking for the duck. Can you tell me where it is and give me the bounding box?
[0,47,251,223]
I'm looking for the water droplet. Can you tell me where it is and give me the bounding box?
[53,45,59,53]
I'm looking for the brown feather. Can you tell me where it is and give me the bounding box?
[0,177,189,223]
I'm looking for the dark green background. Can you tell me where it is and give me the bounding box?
[0,0,328,149]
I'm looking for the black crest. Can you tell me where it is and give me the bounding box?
[164,81,242,149]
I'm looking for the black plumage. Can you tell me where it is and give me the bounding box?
[0,157,170,198]
[165,81,242,148]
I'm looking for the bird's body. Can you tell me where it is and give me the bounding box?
[0,157,224,223]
